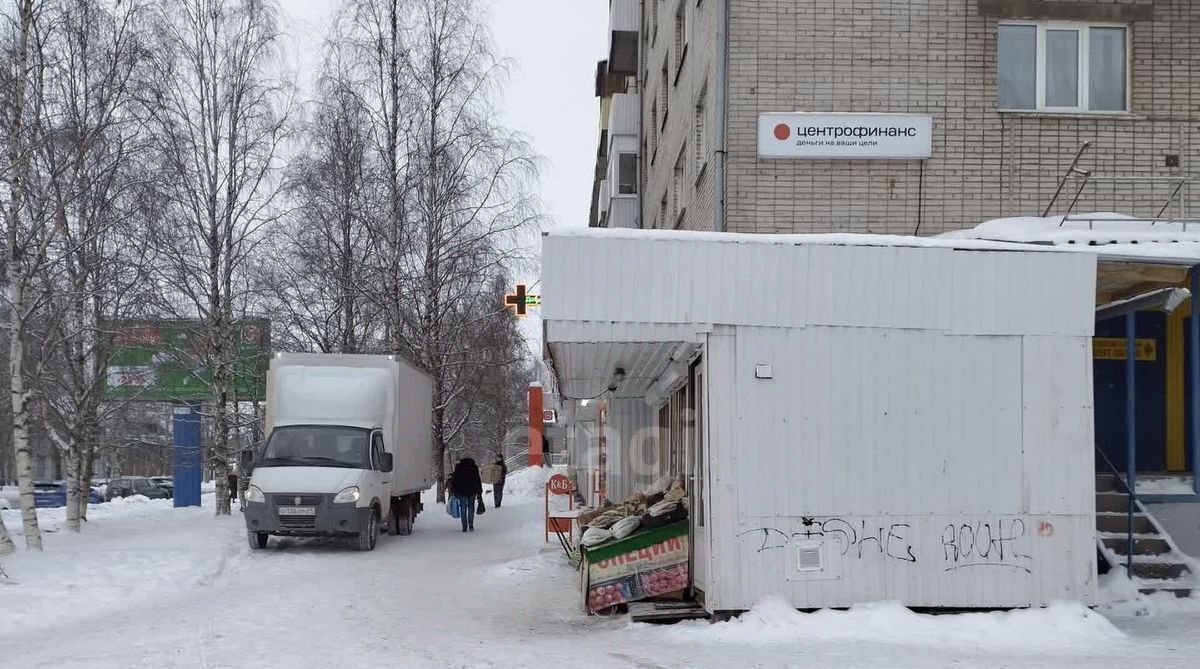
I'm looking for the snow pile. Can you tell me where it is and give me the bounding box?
[0,497,244,634]
[1,494,204,538]
[1136,476,1195,495]
[1098,567,1200,617]
[663,596,1124,650]
[501,466,551,505]
[1097,567,1143,604]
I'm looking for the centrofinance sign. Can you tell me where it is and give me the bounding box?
[758,112,933,159]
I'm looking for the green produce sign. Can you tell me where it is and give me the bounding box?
[105,319,270,401]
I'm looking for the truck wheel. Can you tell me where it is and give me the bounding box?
[397,498,414,536]
[248,531,268,550]
[386,502,399,536]
[357,508,380,551]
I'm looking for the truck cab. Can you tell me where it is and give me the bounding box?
[245,424,393,550]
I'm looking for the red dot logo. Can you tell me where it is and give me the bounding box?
[773,123,791,140]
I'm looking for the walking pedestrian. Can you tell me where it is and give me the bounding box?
[227,472,238,506]
[448,458,482,532]
[491,455,508,508]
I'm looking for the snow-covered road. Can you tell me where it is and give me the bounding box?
[2,471,1200,669]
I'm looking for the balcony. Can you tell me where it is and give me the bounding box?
[607,195,639,229]
[594,60,630,98]
[609,92,639,139]
[608,0,638,75]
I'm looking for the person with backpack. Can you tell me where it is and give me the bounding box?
[491,455,508,508]
[448,458,483,532]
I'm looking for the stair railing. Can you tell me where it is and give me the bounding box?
[1095,444,1136,576]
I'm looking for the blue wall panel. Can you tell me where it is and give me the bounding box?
[1095,312,1167,471]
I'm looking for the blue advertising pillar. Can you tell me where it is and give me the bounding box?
[173,404,202,508]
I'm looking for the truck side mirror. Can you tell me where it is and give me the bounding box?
[380,453,394,473]
[239,449,254,470]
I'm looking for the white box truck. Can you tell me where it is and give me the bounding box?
[243,353,432,551]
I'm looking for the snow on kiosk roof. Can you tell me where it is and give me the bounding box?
[944,214,1200,305]
[543,227,1101,611]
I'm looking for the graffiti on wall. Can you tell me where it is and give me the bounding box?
[737,516,1034,573]
[940,519,1032,573]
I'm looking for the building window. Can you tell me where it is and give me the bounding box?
[650,0,659,46]
[617,153,637,195]
[674,0,688,82]
[649,100,658,163]
[661,57,670,127]
[672,145,687,227]
[639,142,648,196]
[694,81,708,180]
[997,22,1128,112]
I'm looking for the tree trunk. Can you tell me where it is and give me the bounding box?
[64,442,81,532]
[212,334,233,516]
[0,512,14,555]
[432,373,447,503]
[4,0,40,552]
[9,276,42,551]
[79,437,96,522]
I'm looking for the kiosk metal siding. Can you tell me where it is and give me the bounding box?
[542,233,1096,336]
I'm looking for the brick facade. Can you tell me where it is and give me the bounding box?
[640,0,1199,235]
[642,0,720,232]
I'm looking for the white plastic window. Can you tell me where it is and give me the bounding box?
[998,22,1128,113]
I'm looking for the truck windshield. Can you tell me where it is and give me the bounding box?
[259,426,371,469]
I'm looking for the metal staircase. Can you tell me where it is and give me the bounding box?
[1096,472,1196,598]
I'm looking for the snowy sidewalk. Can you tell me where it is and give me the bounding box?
[1,471,1199,668]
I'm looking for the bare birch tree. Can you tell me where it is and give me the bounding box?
[257,65,384,354]
[399,0,538,498]
[25,0,154,533]
[0,0,54,552]
[282,0,540,502]
[142,0,290,515]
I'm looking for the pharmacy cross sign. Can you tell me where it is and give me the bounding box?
[504,283,540,317]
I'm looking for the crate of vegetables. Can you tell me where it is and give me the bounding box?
[580,521,689,613]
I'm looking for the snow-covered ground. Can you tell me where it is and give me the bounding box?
[2,467,1199,668]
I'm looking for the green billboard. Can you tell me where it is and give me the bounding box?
[104,318,270,401]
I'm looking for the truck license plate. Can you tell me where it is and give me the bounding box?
[278,506,316,516]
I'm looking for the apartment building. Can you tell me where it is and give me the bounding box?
[589,0,1200,234]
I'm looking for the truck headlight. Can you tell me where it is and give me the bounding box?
[246,485,265,503]
[333,486,360,504]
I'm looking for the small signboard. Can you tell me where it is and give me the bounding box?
[758,112,933,160]
[504,283,540,318]
[545,474,575,541]
[542,409,557,425]
[547,474,572,495]
[1093,337,1156,361]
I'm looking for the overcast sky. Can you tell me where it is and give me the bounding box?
[280,0,607,349]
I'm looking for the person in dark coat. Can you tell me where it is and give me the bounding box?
[448,458,483,532]
[491,455,508,508]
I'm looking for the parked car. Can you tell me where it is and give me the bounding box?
[32,481,105,508]
[105,476,170,501]
[149,476,174,498]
